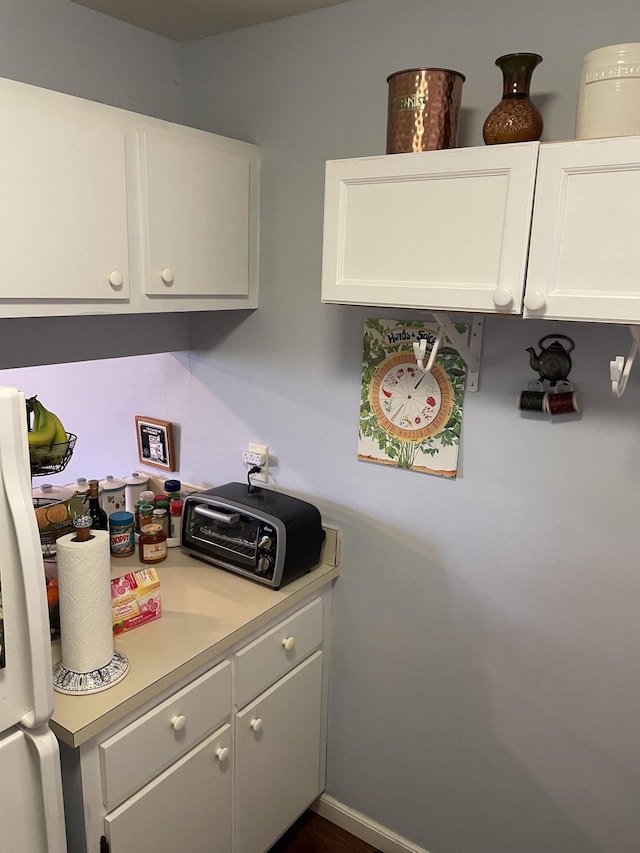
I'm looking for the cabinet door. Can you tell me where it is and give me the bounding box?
[0,78,130,303]
[525,136,640,322]
[235,651,323,853]
[140,130,251,298]
[105,724,232,853]
[321,143,538,313]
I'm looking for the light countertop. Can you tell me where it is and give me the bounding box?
[51,527,340,748]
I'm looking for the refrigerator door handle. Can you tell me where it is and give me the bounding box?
[0,388,54,727]
[23,725,67,852]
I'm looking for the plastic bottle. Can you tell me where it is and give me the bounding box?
[164,479,181,501]
[109,512,136,558]
[168,498,184,547]
[87,480,108,531]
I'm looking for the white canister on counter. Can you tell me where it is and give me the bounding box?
[123,472,150,513]
[65,477,90,498]
[576,43,640,139]
[98,475,126,515]
[32,483,74,503]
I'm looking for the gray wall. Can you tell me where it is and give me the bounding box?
[181,2,640,851]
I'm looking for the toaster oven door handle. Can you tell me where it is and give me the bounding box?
[194,504,241,525]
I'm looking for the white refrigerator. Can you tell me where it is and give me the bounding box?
[0,385,67,851]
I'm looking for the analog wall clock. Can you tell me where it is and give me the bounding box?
[370,352,453,441]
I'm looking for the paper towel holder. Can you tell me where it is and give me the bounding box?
[53,650,129,695]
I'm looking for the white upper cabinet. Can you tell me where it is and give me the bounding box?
[321,142,539,315]
[140,130,253,299]
[0,76,259,318]
[524,136,640,323]
[0,78,130,303]
[323,135,640,326]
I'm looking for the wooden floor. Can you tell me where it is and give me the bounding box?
[268,810,380,853]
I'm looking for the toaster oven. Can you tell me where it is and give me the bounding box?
[181,482,325,588]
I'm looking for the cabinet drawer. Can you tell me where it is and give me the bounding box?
[234,597,323,708]
[100,660,230,811]
[105,724,232,853]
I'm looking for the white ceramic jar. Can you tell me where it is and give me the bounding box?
[98,475,127,515]
[123,471,150,512]
[576,43,640,139]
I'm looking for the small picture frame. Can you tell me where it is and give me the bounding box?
[135,416,176,472]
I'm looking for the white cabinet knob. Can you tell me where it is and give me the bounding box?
[171,715,186,732]
[108,270,123,288]
[215,746,229,762]
[250,718,263,732]
[161,267,174,284]
[282,636,295,652]
[524,291,546,312]
[492,287,513,308]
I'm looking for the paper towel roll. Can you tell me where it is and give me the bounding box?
[56,529,113,673]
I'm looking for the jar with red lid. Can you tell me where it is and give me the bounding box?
[138,523,167,564]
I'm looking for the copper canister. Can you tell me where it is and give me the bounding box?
[386,67,465,154]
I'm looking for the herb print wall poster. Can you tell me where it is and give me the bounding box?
[359,319,467,478]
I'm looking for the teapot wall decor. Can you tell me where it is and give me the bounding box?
[526,334,574,385]
[518,334,582,415]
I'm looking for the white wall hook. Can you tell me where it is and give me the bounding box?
[611,325,640,397]
[412,326,445,373]
[413,313,484,391]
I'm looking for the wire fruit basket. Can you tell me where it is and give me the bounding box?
[29,433,77,478]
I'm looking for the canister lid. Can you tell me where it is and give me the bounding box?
[99,475,126,491]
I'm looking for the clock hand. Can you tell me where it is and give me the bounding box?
[414,373,426,390]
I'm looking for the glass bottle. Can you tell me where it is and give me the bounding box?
[138,523,167,564]
[87,479,108,531]
[482,53,543,145]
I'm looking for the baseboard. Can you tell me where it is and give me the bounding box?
[312,794,431,853]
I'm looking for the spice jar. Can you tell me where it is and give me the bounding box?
[138,523,167,564]
[168,498,184,546]
[138,503,154,530]
[152,507,169,537]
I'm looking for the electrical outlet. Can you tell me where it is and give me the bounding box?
[244,442,269,484]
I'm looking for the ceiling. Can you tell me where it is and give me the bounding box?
[70,0,352,41]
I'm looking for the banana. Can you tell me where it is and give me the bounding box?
[27,400,57,447]
[48,411,67,445]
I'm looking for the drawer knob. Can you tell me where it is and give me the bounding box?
[161,267,174,284]
[250,718,263,732]
[215,746,229,762]
[171,714,186,732]
[282,636,295,652]
[108,270,123,288]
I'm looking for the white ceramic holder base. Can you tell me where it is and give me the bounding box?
[53,650,129,695]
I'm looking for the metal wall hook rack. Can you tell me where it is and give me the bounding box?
[610,325,640,397]
[413,313,484,391]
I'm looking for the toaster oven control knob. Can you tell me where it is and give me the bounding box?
[282,636,295,652]
[250,718,263,732]
[171,715,186,732]
[258,535,273,550]
[215,747,229,763]
[257,556,270,574]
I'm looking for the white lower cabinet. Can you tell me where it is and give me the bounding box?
[61,591,329,853]
[104,724,232,853]
[235,652,324,853]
